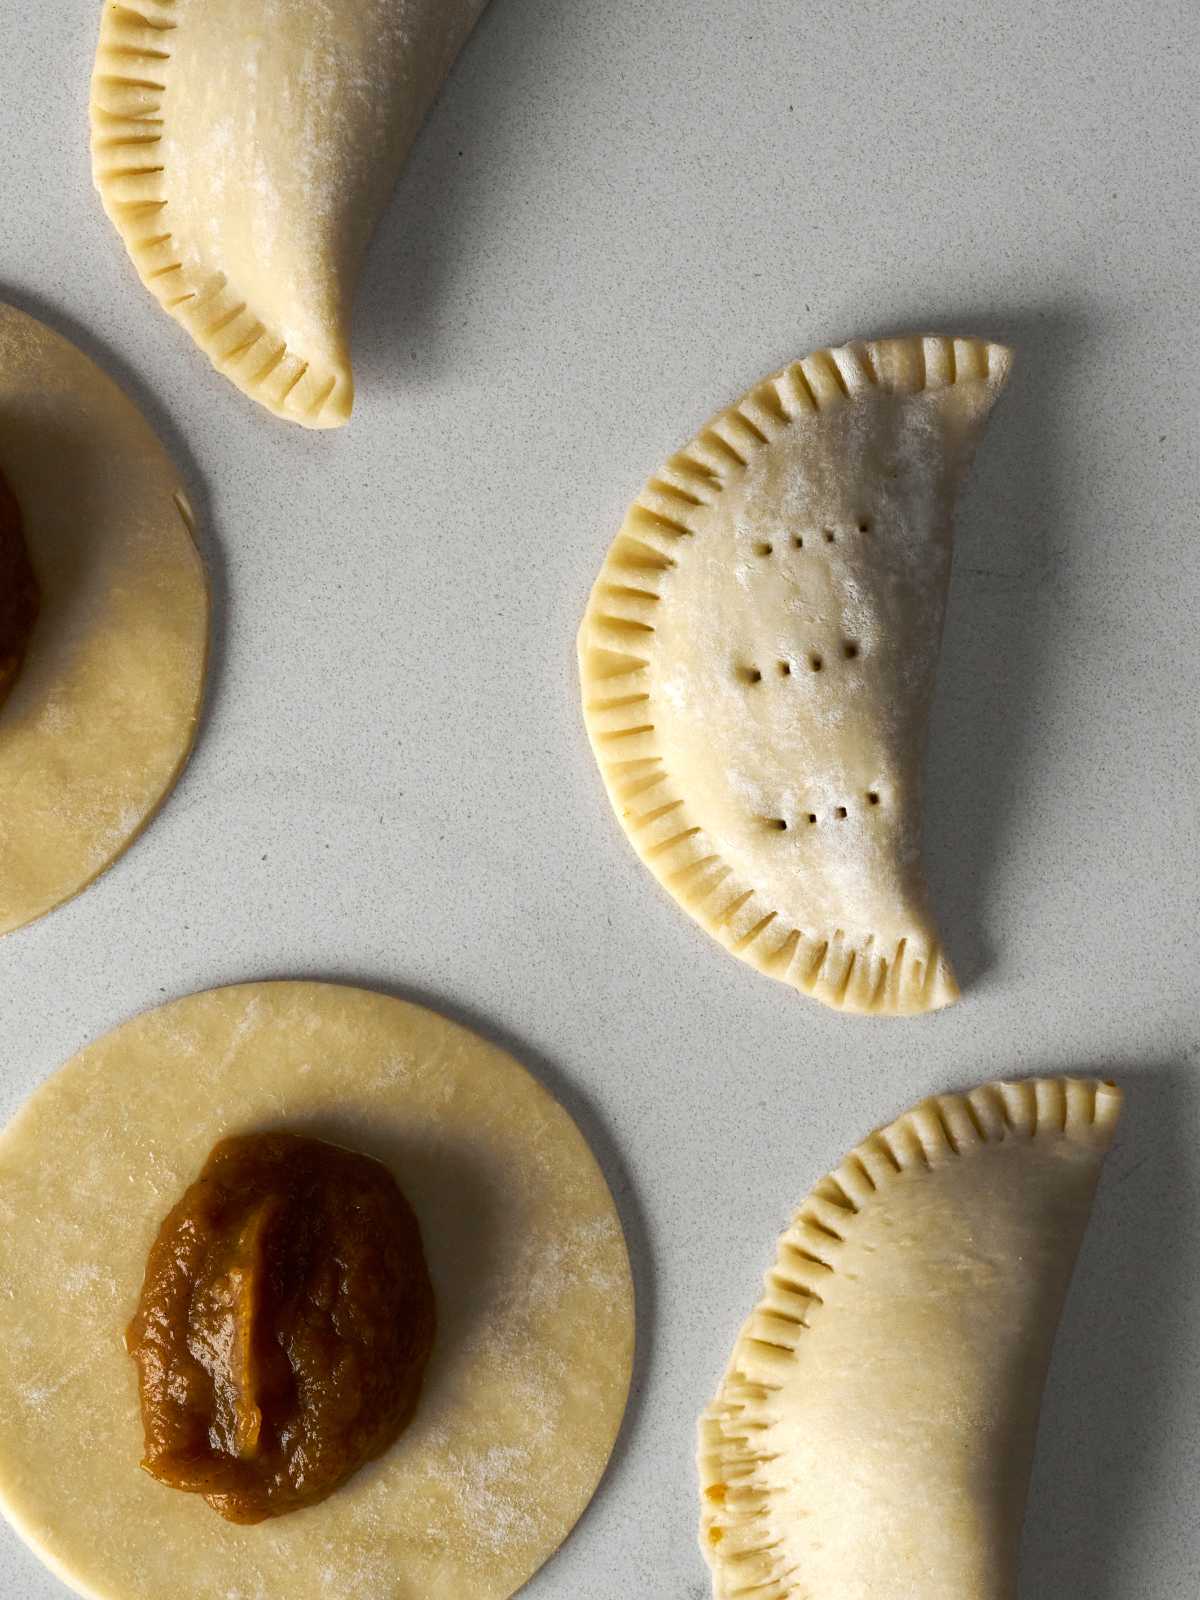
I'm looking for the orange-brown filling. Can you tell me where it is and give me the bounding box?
[126,1131,436,1524]
[0,462,39,713]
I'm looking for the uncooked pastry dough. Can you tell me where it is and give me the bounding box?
[0,302,208,937]
[90,0,489,427]
[0,982,635,1600]
[578,334,1012,1015]
[698,1075,1121,1600]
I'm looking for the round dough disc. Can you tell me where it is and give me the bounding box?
[0,982,635,1600]
[0,302,209,936]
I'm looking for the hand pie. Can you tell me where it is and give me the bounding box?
[698,1075,1121,1600]
[0,302,208,937]
[90,0,489,427]
[578,335,1012,1015]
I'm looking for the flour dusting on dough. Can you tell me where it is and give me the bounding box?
[93,0,489,424]
[0,984,634,1599]
[579,336,1011,1013]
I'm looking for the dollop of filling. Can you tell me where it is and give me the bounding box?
[0,463,40,714]
[126,1131,436,1524]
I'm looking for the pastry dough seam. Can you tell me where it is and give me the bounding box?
[696,1076,1122,1600]
[580,335,1007,1014]
[89,0,346,427]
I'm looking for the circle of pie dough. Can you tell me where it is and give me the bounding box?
[0,982,636,1600]
[0,302,208,936]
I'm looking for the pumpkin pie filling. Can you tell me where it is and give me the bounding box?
[0,462,39,715]
[126,1131,436,1525]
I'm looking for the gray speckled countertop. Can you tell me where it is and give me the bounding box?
[2,1,1199,1596]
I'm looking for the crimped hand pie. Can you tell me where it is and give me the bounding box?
[90,0,489,427]
[698,1076,1121,1600]
[578,335,1012,1015]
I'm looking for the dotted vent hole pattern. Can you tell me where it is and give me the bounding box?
[580,334,1011,1015]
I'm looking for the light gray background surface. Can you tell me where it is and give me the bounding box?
[2,1,1198,1595]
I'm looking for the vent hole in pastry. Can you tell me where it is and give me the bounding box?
[867,791,880,805]
[737,665,763,685]
[835,806,848,820]
[754,541,773,556]
[763,817,788,831]
[809,655,823,672]
[843,642,859,659]
[858,518,871,533]
[792,533,804,549]
[823,528,835,543]
[778,660,792,677]
[806,813,817,825]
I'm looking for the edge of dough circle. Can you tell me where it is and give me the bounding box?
[0,981,636,1600]
[0,301,209,937]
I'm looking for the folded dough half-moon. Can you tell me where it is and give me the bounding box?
[698,1075,1121,1600]
[578,335,1012,1015]
[90,0,488,427]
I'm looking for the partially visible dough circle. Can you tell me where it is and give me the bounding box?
[0,983,635,1600]
[0,302,208,935]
